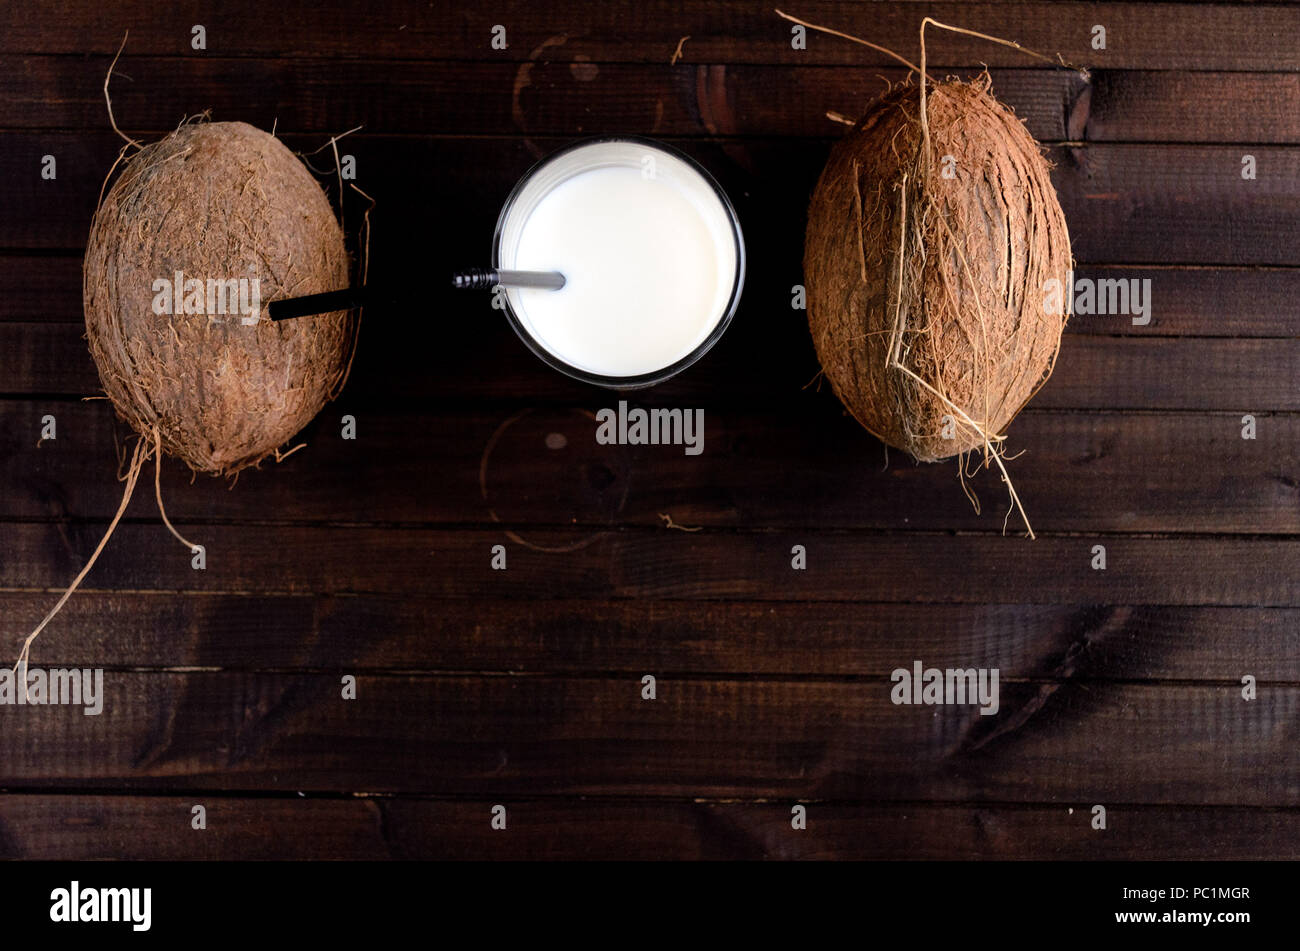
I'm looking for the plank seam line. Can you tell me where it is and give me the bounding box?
[0,789,1295,810]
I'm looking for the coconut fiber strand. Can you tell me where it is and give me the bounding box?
[804,77,1071,463]
[84,120,355,476]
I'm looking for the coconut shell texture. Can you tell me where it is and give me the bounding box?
[805,78,1071,462]
[84,121,354,475]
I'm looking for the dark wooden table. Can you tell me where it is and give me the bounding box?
[1,0,1297,860]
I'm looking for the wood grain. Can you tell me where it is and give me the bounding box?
[3,592,1297,682]
[2,795,1296,860]
[0,671,1292,804]
[10,57,1300,145]
[2,400,1298,534]
[1,59,1081,141]
[2,2,1297,70]
[1,523,1298,605]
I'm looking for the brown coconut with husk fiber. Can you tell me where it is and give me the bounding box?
[16,118,356,668]
[84,120,355,475]
[804,74,1072,530]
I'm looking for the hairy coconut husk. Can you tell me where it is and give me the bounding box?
[14,119,356,673]
[84,120,354,476]
[804,76,1071,464]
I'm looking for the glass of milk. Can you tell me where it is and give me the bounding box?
[493,137,746,389]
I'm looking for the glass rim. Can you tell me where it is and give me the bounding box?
[491,135,747,390]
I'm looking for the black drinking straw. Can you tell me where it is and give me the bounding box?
[265,269,566,321]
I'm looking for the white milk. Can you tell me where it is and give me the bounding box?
[496,141,741,379]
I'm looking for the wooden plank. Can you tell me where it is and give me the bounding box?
[0,256,84,324]
[6,254,1296,338]
[1,523,1298,605]
[6,133,1300,267]
[0,794,389,860]
[3,317,1298,410]
[10,56,1300,146]
[1,2,1297,70]
[2,400,1298,535]
[1,59,1077,141]
[1082,70,1300,144]
[3,592,1298,682]
[0,794,1294,859]
[1055,267,1300,337]
[0,672,1291,803]
[1036,338,1300,410]
[378,799,1300,860]
[1049,144,1300,266]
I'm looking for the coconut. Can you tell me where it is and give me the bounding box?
[83,120,355,475]
[14,87,362,669]
[804,77,1071,465]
